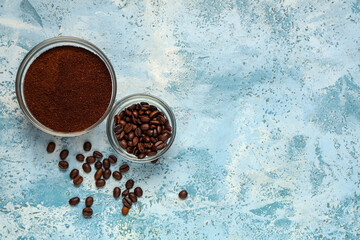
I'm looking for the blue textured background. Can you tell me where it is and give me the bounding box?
[1,0,360,239]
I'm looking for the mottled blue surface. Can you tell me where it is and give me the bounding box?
[1,0,360,239]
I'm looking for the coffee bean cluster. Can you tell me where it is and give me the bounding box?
[47,141,145,217]
[113,102,172,159]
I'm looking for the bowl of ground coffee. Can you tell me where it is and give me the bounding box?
[16,36,116,136]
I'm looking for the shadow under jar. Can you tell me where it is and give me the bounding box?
[16,36,117,136]
[107,94,176,163]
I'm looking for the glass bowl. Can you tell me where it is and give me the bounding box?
[15,36,117,137]
[106,94,176,163]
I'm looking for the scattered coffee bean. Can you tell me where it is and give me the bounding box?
[151,159,158,164]
[122,206,129,216]
[112,171,122,180]
[46,142,56,153]
[96,179,106,187]
[113,187,121,198]
[85,197,94,207]
[58,160,69,169]
[60,149,69,160]
[123,197,132,208]
[134,187,143,197]
[103,159,110,169]
[83,141,92,151]
[103,169,111,179]
[73,175,83,185]
[76,154,85,162]
[179,190,188,199]
[93,151,103,159]
[109,155,117,164]
[129,192,138,203]
[119,164,129,173]
[82,207,93,217]
[126,179,134,189]
[95,161,102,169]
[70,169,79,179]
[69,197,80,206]
[94,168,103,180]
[122,189,129,197]
[82,163,91,173]
[86,156,96,164]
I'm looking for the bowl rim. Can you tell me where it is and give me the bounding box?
[106,93,177,163]
[15,36,117,137]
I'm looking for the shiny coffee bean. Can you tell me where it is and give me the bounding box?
[76,154,85,162]
[47,142,56,153]
[119,164,129,173]
[140,124,150,131]
[147,151,157,156]
[70,169,79,179]
[151,159,158,164]
[73,175,83,185]
[122,206,129,216]
[138,153,146,159]
[58,160,69,169]
[134,187,143,197]
[113,187,121,198]
[128,132,135,140]
[96,179,106,187]
[82,207,93,217]
[85,197,94,207]
[140,116,150,123]
[126,179,134,189]
[112,171,122,180]
[94,168,103,180]
[123,197,132,208]
[82,163,91,173]
[95,161,102,169]
[122,189,129,197]
[83,141,92,151]
[103,169,111,179]
[179,190,188,199]
[103,159,110,169]
[69,197,80,206]
[138,143,145,153]
[135,128,142,137]
[86,156,96,164]
[143,136,151,143]
[60,149,69,160]
[119,139,127,149]
[109,155,117,164]
[93,151,103,159]
[133,137,139,146]
[124,123,132,133]
[149,110,160,118]
[129,192,137,202]
[114,124,123,134]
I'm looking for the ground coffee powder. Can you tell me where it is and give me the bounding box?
[24,46,112,132]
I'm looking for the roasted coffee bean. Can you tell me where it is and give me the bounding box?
[146,130,154,137]
[154,141,163,148]
[151,137,157,143]
[119,164,129,173]
[58,160,69,169]
[125,116,131,122]
[83,141,92,151]
[124,123,132,133]
[93,151,103,159]
[156,143,167,150]
[138,153,146,159]
[96,179,106,187]
[150,120,160,125]
[158,133,170,142]
[127,141,134,147]
[157,125,162,134]
[126,179,134,189]
[73,175,83,185]
[114,124,123,134]
[145,110,151,115]
[129,192,138,203]
[86,156,96,164]
[150,124,156,129]
[135,128,142,137]
[123,197,132,208]
[126,147,134,154]
[144,142,153,148]
[179,190,188,199]
[151,159,158,164]
[120,120,127,126]
[122,206,129,216]
[122,189,129,197]
[125,108,132,116]
[119,111,125,119]
[143,136,151,143]
[60,149,69,160]
[85,197,94,207]
[132,137,139,146]
[140,102,149,106]
[131,115,137,124]
[149,110,160,118]
[117,131,125,140]
[166,125,172,131]
[70,169,79,179]
[103,159,110,169]
[133,111,139,118]
[112,171,122,180]
[69,197,80,206]
[128,132,135,140]
[113,187,121,198]
[47,142,56,153]
[82,207,93,217]
[109,155,117,164]
[147,151,157,156]
[138,143,145,153]
[94,168,103,180]
[140,116,150,123]
[103,169,111,179]
[119,139,127,149]
[76,154,85,162]
[82,163,91,173]
[145,149,151,154]
[140,123,150,131]
[134,187,143,197]
[153,129,158,137]
[95,161,102,169]
[159,115,166,124]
